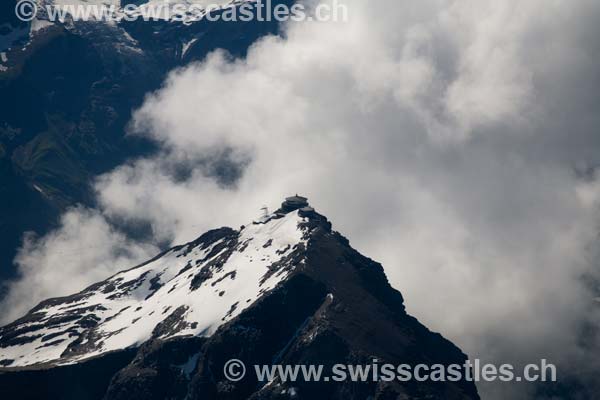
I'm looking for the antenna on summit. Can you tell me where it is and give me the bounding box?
[260,205,269,218]
[253,205,271,225]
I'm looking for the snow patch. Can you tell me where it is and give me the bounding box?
[30,19,54,34]
[182,38,198,58]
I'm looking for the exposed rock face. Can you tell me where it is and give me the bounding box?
[0,200,479,399]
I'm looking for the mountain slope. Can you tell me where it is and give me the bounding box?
[0,197,480,399]
[0,210,307,367]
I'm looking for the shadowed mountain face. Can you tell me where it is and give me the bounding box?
[0,0,290,285]
[0,200,480,400]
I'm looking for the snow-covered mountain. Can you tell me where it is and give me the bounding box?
[0,196,480,400]
[1,0,249,76]
[0,206,307,367]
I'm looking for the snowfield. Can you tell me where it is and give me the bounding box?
[0,211,308,367]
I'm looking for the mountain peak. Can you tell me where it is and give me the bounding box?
[0,200,478,399]
[255,194,319,223]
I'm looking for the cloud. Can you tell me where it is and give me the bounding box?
[0,208,157,324]
[4,0,600,398]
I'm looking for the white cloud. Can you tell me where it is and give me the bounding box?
[1,208,157,324]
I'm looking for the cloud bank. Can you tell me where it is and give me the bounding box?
[1,208,157,323]
[4,0,600,398]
